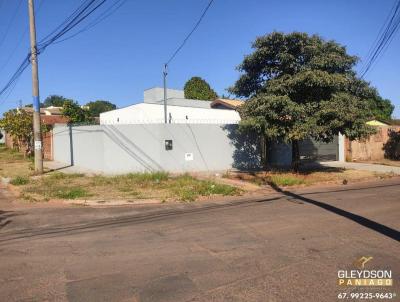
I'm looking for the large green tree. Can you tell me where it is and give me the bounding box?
[86,100,116,117]
[230,32,377,171]
[184,77,218,100]
[62,100,93,124]
[43,95,71,107]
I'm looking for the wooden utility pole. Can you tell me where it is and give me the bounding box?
[28,0,43,173]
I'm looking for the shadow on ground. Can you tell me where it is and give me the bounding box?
[268,182,400,242]
[0,210,18,229]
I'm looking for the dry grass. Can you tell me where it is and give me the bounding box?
[17,172,240,202]
[0,146,239,203]
[0,145,33,178]
[223,167,394,188]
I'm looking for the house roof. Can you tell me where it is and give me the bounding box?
[22,106,63,115]
[41,115,69,125]
[210,99,244,109]
[366,119,390,126]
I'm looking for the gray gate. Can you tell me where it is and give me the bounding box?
[299,136,338,162]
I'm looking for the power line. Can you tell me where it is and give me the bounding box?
[165,0,215,66]
[0,0,111,104]
[0,0,24,50]
[53,0,128,44]
[360,0,400,78]
[0,0,46,75]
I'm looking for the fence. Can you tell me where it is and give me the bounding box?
[345,126,400,161]
[53,124,261,174]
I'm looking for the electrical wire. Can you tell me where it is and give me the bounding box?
[165,0,215,66]
[53,0,128,44]
[360,0,400,78]
[0,0,24,50]
[0,0,46,75]
[0,0,111,103]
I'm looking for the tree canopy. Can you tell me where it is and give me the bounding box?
[0,109,33,153]
[86,100,116,117]
[61,100,93,124]
[43,95,71,107]
[184,77,218,100]
[230,32,380,170]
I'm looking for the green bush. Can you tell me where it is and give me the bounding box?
[10,176,29,186]
[54,187,88,199]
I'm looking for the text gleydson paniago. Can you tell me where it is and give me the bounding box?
[338,270,393,286]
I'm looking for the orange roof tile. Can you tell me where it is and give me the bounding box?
[210,98,244,109]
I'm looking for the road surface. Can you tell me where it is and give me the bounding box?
[0,178,399,301]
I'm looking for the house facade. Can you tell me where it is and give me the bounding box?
[100,87,243,125]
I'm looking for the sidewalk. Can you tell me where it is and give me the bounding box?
[319,161,400,175]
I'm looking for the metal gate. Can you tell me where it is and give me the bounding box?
[299,136,338,162]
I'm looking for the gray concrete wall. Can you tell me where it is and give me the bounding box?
[53,124,261,174]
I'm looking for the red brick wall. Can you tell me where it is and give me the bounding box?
[5,130,54,160]
[42,131,53,160]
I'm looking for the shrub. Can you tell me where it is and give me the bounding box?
[10,176,29,186]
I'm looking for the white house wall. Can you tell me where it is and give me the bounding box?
[100,103,241,124]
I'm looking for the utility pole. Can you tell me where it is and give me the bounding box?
[28,0,43,174]
[163,64,168,124]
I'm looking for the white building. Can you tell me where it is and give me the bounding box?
[100,87,243,125]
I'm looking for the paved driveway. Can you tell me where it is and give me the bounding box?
[0,178,399,301]
[320,161,400,174]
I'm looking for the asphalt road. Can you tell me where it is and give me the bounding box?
[0,178,399,302]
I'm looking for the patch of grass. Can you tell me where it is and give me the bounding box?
[170,174,239,201]
[124,171,169,183]
[47,172,85,180]
[18,171,239,203]
[225,167,394,188]
[0,146,32,178]
[54,187,88,199]
[268,174,305,186]
[10,176,30,186]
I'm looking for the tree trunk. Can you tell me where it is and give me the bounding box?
[291,140,300,173]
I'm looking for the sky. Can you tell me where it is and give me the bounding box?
[0,0,399,117]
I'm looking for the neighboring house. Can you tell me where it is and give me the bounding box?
[366,119,390,126]
[100,87,243,124]
[5,106,69,160]
[345,120,400,161]
[22,106,69,125]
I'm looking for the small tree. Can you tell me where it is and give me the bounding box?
[62,100,93,124]
[86,100,116,117]
[184,77,218,100]
[0,109,33,155]
[230,32,376,171]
